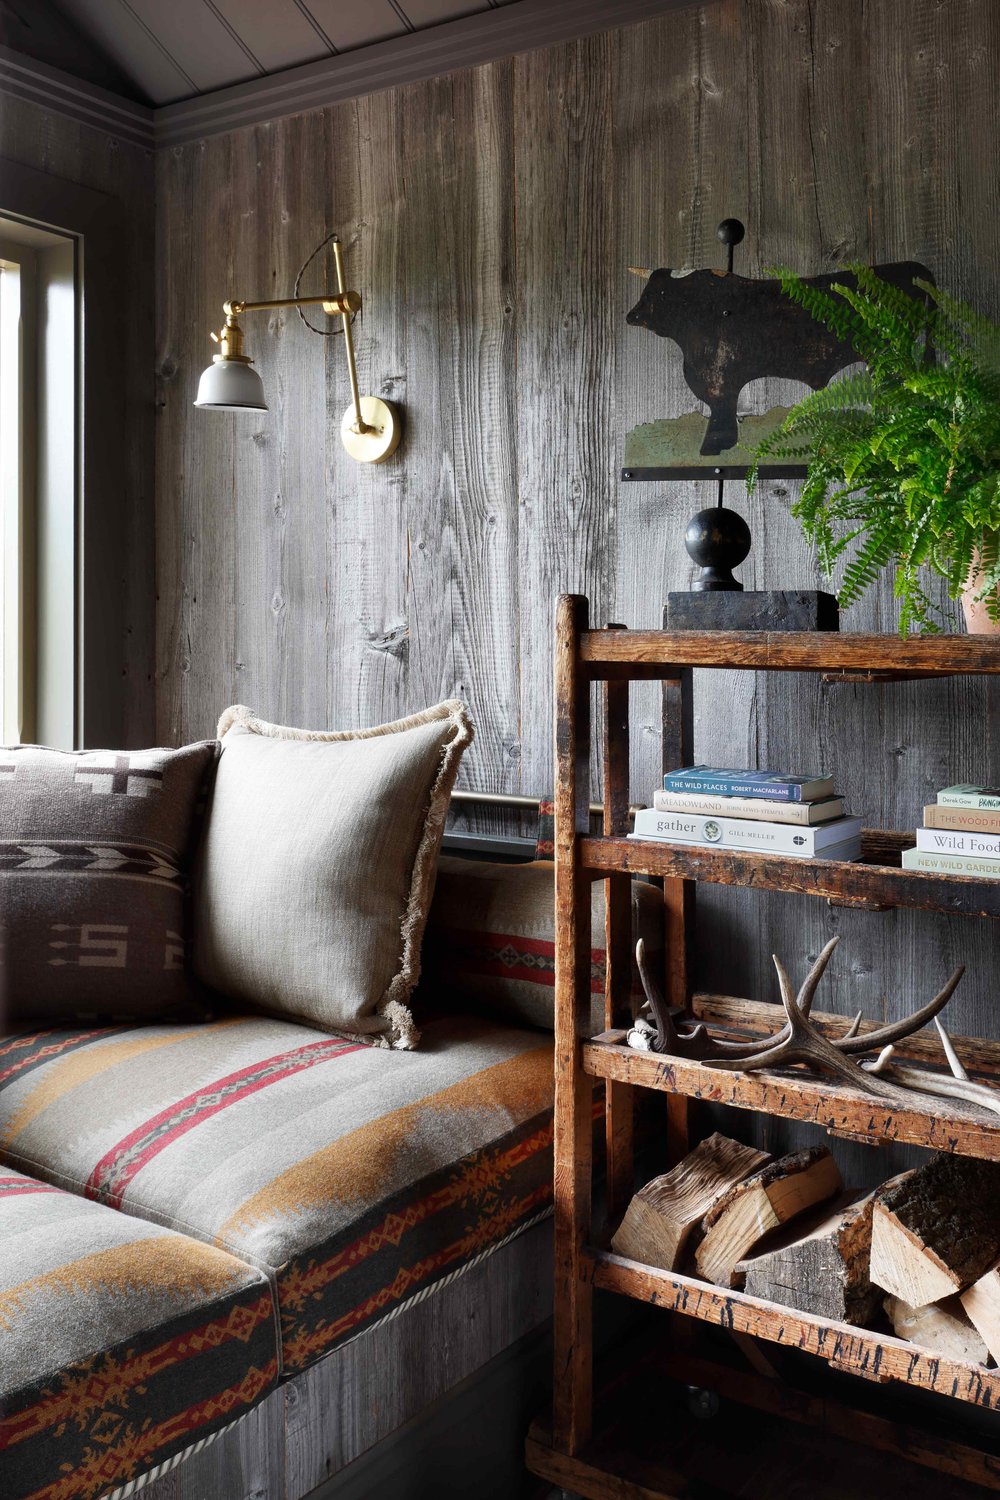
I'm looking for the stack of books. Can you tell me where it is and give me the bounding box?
[629,766,863,861]
[903,785,1000,878]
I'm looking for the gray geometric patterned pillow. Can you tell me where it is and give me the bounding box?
[0,741,219,1024]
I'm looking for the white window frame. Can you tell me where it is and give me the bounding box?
[0,243,37,745]
[2,157,137,750]
[0,216,78,749]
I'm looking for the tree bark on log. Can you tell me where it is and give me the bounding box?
[870,1155,1000,1306]
[695,1147,842,1288]
[735,1190,878,1323]
[611,1132,770,1271]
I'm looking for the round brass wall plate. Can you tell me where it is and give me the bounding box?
[340,396,402,464]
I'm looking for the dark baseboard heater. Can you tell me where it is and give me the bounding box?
[443,790,640,860]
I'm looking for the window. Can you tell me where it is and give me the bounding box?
[0,216,76,748]
[0,246,33,745]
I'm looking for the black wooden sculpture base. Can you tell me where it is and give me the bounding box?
[665,590,840,632]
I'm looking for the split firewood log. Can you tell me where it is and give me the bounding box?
[960,1262,1000,1364]
[735,1190,879,1323]
[694,1147,842,1288]
[611,1133,770,1271]
[869,1154,1000,1306]
[884,1294,992,1365]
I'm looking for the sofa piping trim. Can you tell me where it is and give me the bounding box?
[94,1206,553,1497]
[99,1410,251,1500]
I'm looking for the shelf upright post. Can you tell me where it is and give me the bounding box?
[553,593,594,1456]
[602,625,635,1228]
[661,618,695,1163]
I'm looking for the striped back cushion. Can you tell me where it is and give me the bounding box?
[420,857,663,1033]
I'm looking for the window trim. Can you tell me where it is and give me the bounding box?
[0,156,131,749]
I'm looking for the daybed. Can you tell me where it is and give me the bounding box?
[0,709,658,1500]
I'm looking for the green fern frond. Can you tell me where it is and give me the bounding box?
[767,266,869,350]
[748,268,1000,634]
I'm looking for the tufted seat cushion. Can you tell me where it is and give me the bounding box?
[0,1014,554,1378]
[0,1166,277,1500]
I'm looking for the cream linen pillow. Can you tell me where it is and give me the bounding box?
[194,701,473,1048]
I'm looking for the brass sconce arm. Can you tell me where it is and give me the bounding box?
[196,233,401,464]
[220,290,365,432]
[224,291,361,317]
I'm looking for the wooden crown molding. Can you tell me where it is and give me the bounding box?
[153,0,695,146]
[2,0,694,152]
[0,44,154,152]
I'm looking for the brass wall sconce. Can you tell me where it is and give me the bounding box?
[195,234,401,464]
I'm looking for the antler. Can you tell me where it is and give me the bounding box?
[829,966,965,1055]
[935,1015,969,1080]
[634,939,801,1059]
[633,940,713,1056]
[863,1018,1000,1118]
[702,952,918,1104]
[630,936,969,1109]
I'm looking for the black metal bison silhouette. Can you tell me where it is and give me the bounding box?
[626,262,933,456]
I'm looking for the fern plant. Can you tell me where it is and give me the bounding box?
[748,265,1000,634]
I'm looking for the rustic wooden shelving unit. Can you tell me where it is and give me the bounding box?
[526,595,1000,1500]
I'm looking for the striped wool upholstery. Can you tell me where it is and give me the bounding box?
[0,1166,277,1500]
[0,1014,554,1376]
[420,857,664,1033]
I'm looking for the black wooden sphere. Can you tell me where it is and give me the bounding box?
[716,217,746,248]
[684,506,752,592]
[685,507,751,566]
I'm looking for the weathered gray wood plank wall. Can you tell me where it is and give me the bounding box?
[0,94,155,744]
[156,0,1000,1145]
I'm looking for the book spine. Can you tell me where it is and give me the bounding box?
[902,848,1000,877]
[937,790,1000,810]
[923,804,1000,834]
[652,790,825,824]
[916,827,1000,857]
[661,776,799,802]
[633,810,859,854]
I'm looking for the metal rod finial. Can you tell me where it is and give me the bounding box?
[717,217,745,274]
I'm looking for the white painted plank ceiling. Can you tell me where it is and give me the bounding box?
[49,0,512,105]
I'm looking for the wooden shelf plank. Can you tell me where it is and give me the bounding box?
[582,1027,1000,1159]
[689,994,1000,1078]
[589,1250,1000,1410]
[529,1349,1000,1496]
[579,628,1000,676]
[580,832,1000,918]
[526,1424,685,1500]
